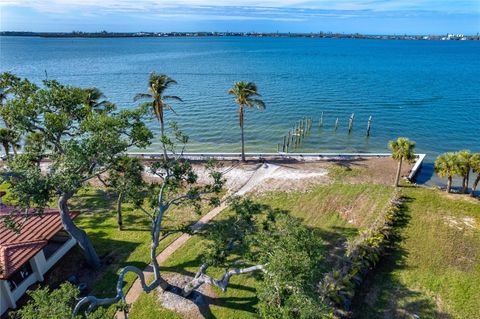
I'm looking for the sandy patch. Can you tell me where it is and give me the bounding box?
[443,216,476,230]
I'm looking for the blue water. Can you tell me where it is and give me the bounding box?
[1,36,479,184]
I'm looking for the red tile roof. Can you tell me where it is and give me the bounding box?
[0,206,79,279]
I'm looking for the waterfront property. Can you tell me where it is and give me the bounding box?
[0,201,78,316]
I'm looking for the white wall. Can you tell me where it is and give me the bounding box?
[0,236,77,316]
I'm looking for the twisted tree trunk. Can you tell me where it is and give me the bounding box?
[183,263,264,297]
[58,192,101,269]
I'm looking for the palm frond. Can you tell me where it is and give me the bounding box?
[163,95,183,102]
[134,93,152,102]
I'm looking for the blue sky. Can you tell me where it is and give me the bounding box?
[1,1,479,35]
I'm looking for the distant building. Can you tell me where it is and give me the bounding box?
[0,199,79,316]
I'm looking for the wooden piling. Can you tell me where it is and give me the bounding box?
[287,131,291,149]
[366,116,372,136]
[319,112,324,127]
[282,136,286,152]
[335,117,339,131]
[348,113,355,134]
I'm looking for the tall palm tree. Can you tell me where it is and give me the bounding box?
[456,150,472,194]
[228,81,266,162]
[134,73,182,159]
[388,137,416,187]
[435,152,458,193]
[470,153,480,197]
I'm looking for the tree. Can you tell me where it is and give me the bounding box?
[0,72,32,155]
[185,199,329,318]
[228,81,266,162]
[134,73,183,159]
[0,128,20,159]
[99,156,145,230]
[82,87,115,114]
[14,282,106,319]
[74,123,225,317]
[435,152,458,193]
[15,283,81,319]
[470,153,480,197]
[388,137,416,187]
[457,150,472,194]
[0,77,153,268]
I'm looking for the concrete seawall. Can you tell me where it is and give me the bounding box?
[128,152,427,182]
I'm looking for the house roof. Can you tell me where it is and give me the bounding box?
[0,206,79,279]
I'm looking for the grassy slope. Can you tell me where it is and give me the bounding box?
[130,182,395,319]
[353,187,480,319]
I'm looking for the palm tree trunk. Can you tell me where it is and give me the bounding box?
[240,106,245,162]
[117,192,124,231]
[160,121,168,160]
[471,174,479,197]
[462,171,470,194]
[446,176,452,193]
[394,158,402,187]
[58,192,101,269]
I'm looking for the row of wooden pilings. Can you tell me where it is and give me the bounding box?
[278,113,373,153]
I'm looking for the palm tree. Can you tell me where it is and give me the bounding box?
[435,152,458,193]
[456,150,472,194]
[0,128,19,160]
[83,88,113,113]
[470,153,480,197]
[228,81,266,162]
[388,137,416,187]
[134,73,182,159]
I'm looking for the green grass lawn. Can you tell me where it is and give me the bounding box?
[352,187,480,319]
[129,182,396,319]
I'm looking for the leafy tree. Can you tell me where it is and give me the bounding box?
[99,156,145,230]
[0,76,153,268]
[228,81,266,162]
[184,198,329,318]
[74,123,224,317]
[470,153,480,197]
[457,150,473,194]
[435,152,458,193]
[134,73,183,159]
[388,137,416,187]
[13,282,106,319]
[0,127,20,158]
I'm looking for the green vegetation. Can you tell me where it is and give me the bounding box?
[0,74,153,268]
[228,81,266,162]
[435,150,480,196]
[128,182,396,318]
[388,137,416,187]
[353,187,480,319]
[128,292,181,319]
[134,73,183,159]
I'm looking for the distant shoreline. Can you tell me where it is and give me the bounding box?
[1,31,478,41]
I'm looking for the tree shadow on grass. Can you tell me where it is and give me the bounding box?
[350,196,452,319]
